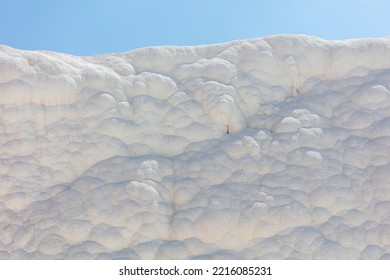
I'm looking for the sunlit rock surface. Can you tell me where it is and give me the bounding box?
[1,35,390,259]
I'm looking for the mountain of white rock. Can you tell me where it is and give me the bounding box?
[1,35,390,259]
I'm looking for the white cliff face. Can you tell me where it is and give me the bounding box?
[1,35,390,259]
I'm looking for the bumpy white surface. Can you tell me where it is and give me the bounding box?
[1,35,390,259]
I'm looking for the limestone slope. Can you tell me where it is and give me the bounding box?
[1,35,390,259]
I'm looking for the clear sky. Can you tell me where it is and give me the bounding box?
[1,0,389,55]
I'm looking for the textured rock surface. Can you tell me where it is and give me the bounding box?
[1,35,390,259]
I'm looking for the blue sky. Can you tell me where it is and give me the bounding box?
[1,0,389,55]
